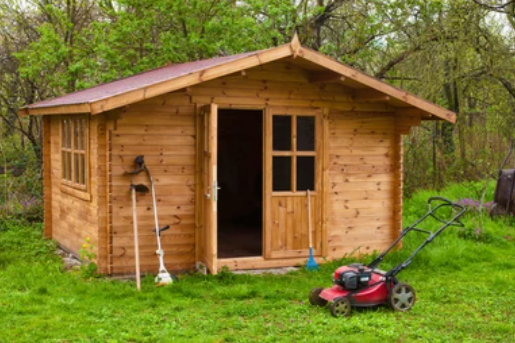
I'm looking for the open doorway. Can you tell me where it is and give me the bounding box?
[217,109,263,258]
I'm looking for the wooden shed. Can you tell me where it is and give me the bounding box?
[20,36,455,275]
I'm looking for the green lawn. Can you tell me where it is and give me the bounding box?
[1,182,514,343]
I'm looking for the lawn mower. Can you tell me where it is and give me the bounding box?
[309,197,466,317]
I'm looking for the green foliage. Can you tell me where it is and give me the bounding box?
[78,237,100,279]
[1,182,515,342]
[457,226,494,243]
[0,136,42,223]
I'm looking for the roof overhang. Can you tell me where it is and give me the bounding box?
[20,34,456,123]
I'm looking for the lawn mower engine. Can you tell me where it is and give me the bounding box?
[333,263,372,290]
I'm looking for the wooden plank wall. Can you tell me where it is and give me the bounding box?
[326,111,397,258]
[49,115,100,256]
[98,60,419,273]
[45,60,425,273]
[108,93,196,274]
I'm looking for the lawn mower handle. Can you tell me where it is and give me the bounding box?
[367,196,467,274]
[427,197,466,227]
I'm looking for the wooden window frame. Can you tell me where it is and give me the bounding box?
[60,115,90,200]
[271,112,317,195]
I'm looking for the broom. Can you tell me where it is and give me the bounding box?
[306,189,319,271]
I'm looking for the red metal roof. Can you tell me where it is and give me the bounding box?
[27,51,258,109]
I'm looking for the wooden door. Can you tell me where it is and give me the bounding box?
[264,108,323,259]
[201,104,218,274]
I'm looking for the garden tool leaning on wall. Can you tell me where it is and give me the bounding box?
[124,158,150,290]
[125,155,178,286]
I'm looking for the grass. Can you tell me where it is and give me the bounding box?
[1,181,515,342]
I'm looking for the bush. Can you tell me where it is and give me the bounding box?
[0,135,42,223]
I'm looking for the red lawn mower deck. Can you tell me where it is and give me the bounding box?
[309,197,466,317]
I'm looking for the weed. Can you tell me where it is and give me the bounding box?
[78,237,100,279]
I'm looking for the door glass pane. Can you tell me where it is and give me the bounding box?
[273,156,291,191]
[297,116,315,151]
[273,115,291,151]
[297,156,315,191]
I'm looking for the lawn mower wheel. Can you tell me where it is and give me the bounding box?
[388,283,416,312]
[309,287,328,307]
[330,297,351,317]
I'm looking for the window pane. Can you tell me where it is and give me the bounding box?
[79,154,86,185]
[74,119,79,150]
[66,152,72,181]
[297,157,315,191]
[66,120,72,149]
[297,116,315,151]
[273,156,291,191]
[80,119,86,150]
[62,120,67,148]
[74,154,79,183]
[62,152,67,180]
[273,116,291,151]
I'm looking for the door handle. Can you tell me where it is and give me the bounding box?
[213,181,221,202]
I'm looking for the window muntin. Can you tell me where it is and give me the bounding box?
[61,116,88,189]
[272,114,316,192]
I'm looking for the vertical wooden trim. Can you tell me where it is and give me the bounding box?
[210,103,218,274]
[42,116,52,239]
[105,117,114,274]
[393,134,403,240]
[194,104,204,263]
[95,115,109,274]
[321,108,330,256]
[264,107,273,259]
[202,103,218,274]
[291,115,297,192]
[85,117,90,193]
[71,119,75,185]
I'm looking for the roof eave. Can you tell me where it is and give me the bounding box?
[296,47,456,123]
[20,34,456,123]
[22,43,294,116]
[20,103,92,116]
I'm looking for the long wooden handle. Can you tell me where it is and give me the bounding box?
[132,187,141,291]
[307,189,313,249]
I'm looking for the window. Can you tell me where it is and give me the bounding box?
[61,116,88,189]
[272,114,316,192]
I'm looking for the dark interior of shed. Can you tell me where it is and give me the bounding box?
[217,109,263,258]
